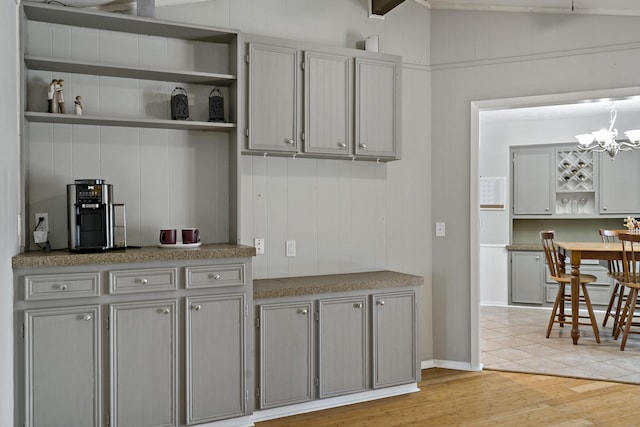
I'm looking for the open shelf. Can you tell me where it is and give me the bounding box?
[25,111,236,131]
[25,56,236,86]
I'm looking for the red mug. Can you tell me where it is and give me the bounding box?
[159,229,177,244]
[182,228,200,244]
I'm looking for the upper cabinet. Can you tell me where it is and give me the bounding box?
[512,148,553,215]
[244,36,401,161]
[599,150,640,214]
[355,58,400,158]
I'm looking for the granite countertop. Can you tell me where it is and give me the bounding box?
[254,270,423,299]
[12,243,256,269]
[506,244,543,251]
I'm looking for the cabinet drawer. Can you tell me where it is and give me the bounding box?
[109,268,178,294]
[185,264,245,289]
[545,283,612,306]
[24,272,101,301]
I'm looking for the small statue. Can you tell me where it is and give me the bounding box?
[48,79,57,113]
[53,79,65,114]
[74,96,83,115]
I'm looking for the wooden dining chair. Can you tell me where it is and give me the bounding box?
[614,232,640,350]
[599,229,626,333]
[540,231,600,342]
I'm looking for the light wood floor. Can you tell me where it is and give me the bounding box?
[256,368,640,426]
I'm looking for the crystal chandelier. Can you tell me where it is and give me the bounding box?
[575,103,640,159]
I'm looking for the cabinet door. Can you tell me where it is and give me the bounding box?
[24,306,101,427]
[355,58,399,158]
[304,51,351,156]
[110,300,178,427]
[510,251,544,304]
[186,294,246,424]
[318,296,367,398]
[372,291,417,388]
[248,43,298,152]
[258,301,313,409]
[599,150,640,213]
[513,149,553,215]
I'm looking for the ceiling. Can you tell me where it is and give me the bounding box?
[424,0,640,16]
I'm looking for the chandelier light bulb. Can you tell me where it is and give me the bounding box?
[576,102,640,159]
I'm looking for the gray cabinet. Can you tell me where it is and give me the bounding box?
[109,300,178,427]
[248,43,298,152]
[318,296,367,398]
[355,58,400,159]
[372,291,417,388]
[24,306,101,427]
[258,301,314,409]
[599,150,640,214]
[304,51,352,156]
[185,294,246,424]
[510,251,544,304]
[512,148,553,215]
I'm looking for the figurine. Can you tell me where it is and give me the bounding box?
[48,79,57,113]
[74,96,83,115]
[53,79,65,114]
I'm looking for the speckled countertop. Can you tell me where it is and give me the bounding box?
[12,243,256,269]
[254,270,423,299]
[506,244,543,251]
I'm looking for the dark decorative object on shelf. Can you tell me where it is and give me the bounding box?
[208,87,224,122]
[170,87,190,120]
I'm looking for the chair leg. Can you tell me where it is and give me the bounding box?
[620,288,639,351]
[612,283,626,334]
[581,283,600,343]
[615,288,633,341]
[602,282,620,328]
[547,283,565,338]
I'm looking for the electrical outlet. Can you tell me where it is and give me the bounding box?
[286,240,296,257]
[254,238,265,255]
[35,213,49,234]
[435,222,446,237]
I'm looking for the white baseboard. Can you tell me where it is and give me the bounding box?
[194,415,255,427]
[252,383,420,422]
[422,359,483,372]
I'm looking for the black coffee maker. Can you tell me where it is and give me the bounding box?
[67,179,118,252]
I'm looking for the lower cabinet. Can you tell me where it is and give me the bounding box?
[110,300,178,427]
[256,289,417,410]
[510,251,544,304]
[186,294,246,424]
[24,306,102,427]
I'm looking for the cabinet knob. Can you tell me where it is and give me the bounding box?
[297,308,308,315]
[162,308,171,315]
[359,143,367,149]
[83,314,92,321]
[286,139,295,145]
[535,256,540,260]
[545,208,549,211]
[139,278,149,285]
[377,300,385,306]
[338,142,347,148]
[208,273,221,280]
[59,284,67,291]
[354,303,363,309]
[193,304,202,311]
[603,206,607,211]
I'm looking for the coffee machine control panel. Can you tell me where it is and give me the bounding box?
[77,185,103,206]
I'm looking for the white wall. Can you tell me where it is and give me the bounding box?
[1,0,19,425]
[432,9,640,364]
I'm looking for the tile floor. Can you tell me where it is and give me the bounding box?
[481,305,640,383]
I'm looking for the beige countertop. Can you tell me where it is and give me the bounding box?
[254,270,423,299]
[12,243,256,269]
[506,244,543,251]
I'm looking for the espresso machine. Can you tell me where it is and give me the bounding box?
[67,179,126,252]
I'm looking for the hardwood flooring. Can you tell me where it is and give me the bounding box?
[255,368,640,426]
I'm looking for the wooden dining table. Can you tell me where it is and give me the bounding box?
[554,240,625,345]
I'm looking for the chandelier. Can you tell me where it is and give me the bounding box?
[575,103,640,159]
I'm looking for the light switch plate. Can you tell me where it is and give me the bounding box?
[286,240,296,257]
[435,222,446,237]
[254,238,265,255]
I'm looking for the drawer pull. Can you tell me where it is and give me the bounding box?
[59,284,67,291]
[162,308,171,315]
[354,303,363,309]
[139,278,149,285]
[297,308,308,315]
[359,142,367,149]
[193,304,202,311]
[338,142,347,148]
[208,273,221,280]
[83,314,92,321]
[377,300,385,306]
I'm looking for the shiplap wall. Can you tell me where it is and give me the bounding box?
[1,2,19,426]
[431,10,640,364]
